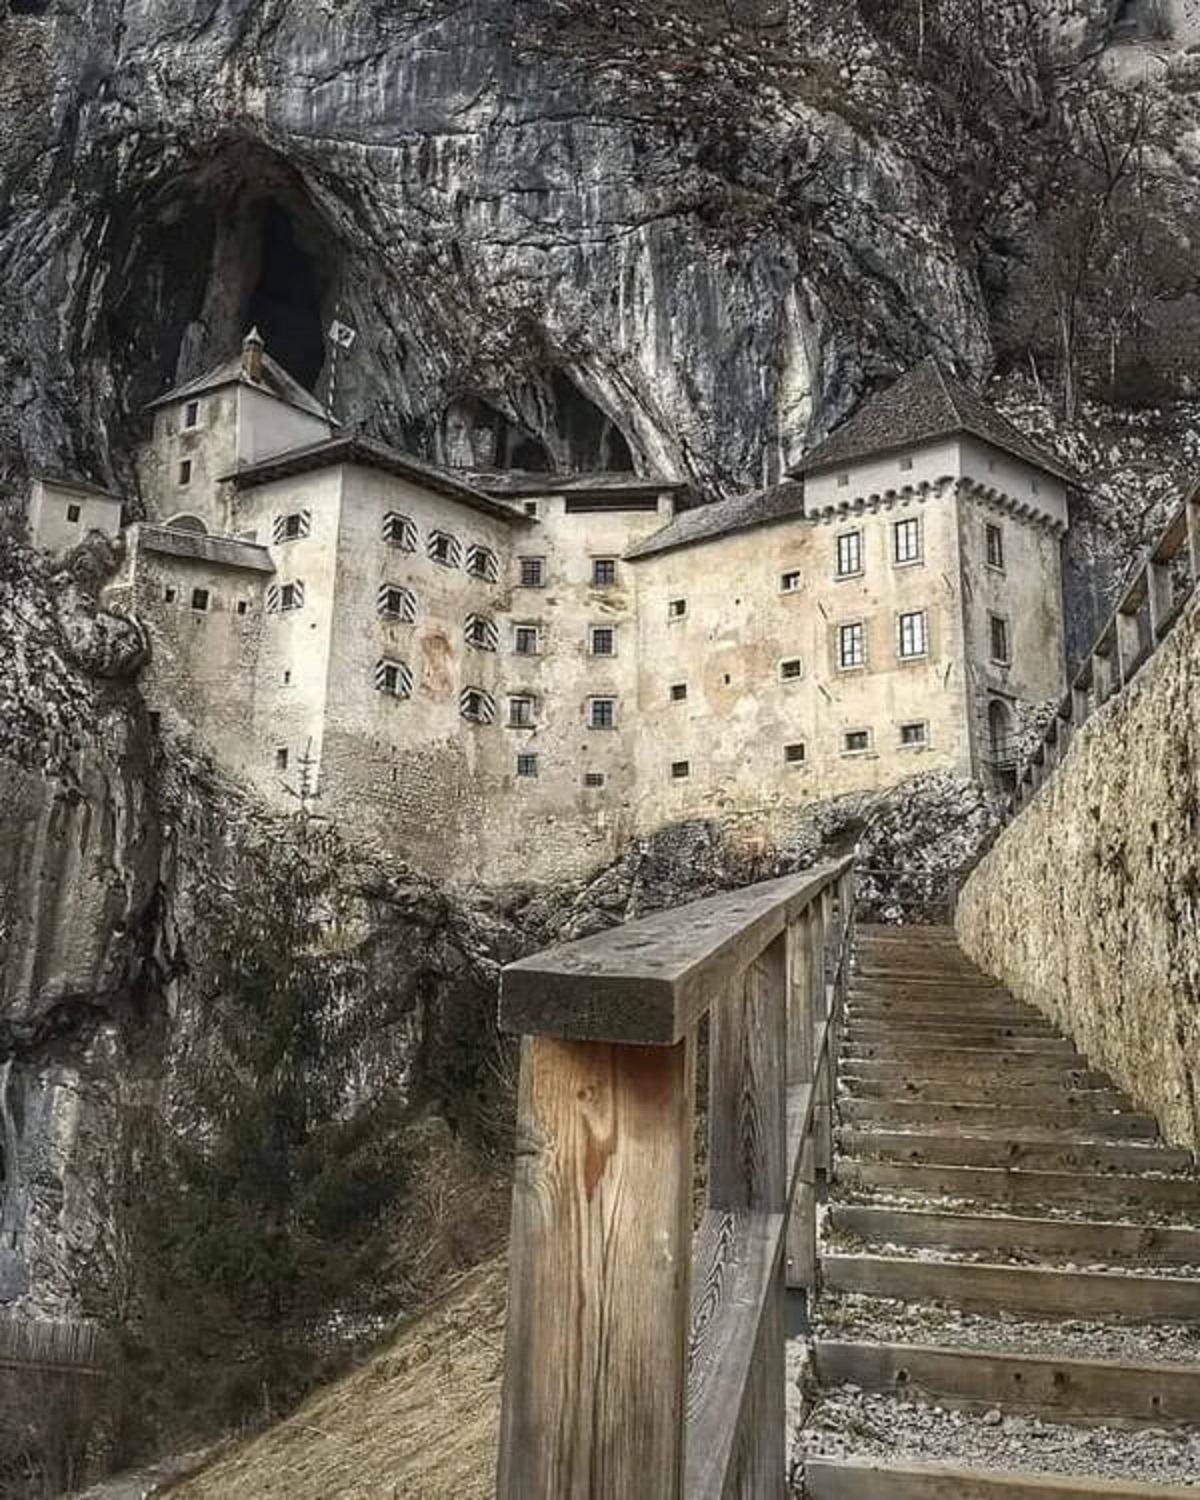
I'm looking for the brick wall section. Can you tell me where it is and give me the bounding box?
[956,597,1200,1150]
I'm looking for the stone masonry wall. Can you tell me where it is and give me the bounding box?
[956,597,1200,1151]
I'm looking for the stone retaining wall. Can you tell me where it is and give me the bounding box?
[956,598,1200,1151]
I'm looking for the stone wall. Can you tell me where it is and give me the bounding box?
[956,597,1200,1151]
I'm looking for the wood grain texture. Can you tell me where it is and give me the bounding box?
[786,1132,817,1292]
[838,1159,1200,1211]
[838,1129,1192,1174]
[499,861,851,1045]
[806,1457,1200,1499]
[497,1033,695,1500]
[787,913,815,1087]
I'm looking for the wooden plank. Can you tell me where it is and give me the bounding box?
[805,1456,1200,1499]
[847,1015,1056,1036]
[838,1129,1192,1174]
[500,860,850,1044]
[838,1099,1157,1138]
[497,1033,695,1500]
[827,1205,1200,1265]
[840,1077,1129,1108]
[787,1133,817,1291]
[838,1160,1200,1213]
[845,1039,1079,1059]
[841,1061,1108,1085]
[822,1254,1200,1322]
[814,1339,1200,1424]
[685,1208,786,1500]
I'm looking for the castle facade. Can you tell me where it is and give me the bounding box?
[29,335,1071,884]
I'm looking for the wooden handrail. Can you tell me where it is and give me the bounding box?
[496,857,855,1499]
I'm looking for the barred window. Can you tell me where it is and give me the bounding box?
[843,729,872,754]
[508,695,537,728]
[429,530,463,568]
[836,530,863,578]
[893,517,921,564]
[378,583,417,622]
[590,625,616,657]
[516,753,538,778]
[785,742,806,764]
[182,401,201,430]
[779,657,803,682]
[273,510,311,544]
[519,556,545,587]
[375,658,413,698]
[986,522,1005,570]
[588,697,616,730]
[383,512,417,551]
[670,682,688,702]
[583,772,606,788]
[838,621,864,669]
[897,609,928,659]
[466,544,499,582]
[267,581,305,613]
[460,687,496,724]
[990,613,1011,664]
[191,587,210,612]
[592,558,617,586]
[671,761,690,780]
[513,624,541,656]
[900,721,928,747]
[465,613,499,651]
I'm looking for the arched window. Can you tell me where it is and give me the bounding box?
[989,699,1014,769]
[164,513,208,535]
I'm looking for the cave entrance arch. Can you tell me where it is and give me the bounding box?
[243,203,326,392]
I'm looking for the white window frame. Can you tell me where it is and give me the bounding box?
[897,609,928,660]
[516,752,539,778]
[842,728,873,756]
[893,516,922,566]
[508,694,538,729]
[177,459,193,487]
[899,720,929,748]
[784,742,806,766]
[780,570,802,594]
[668,598,687,621]
[989,612,1012,666]
[835,528,863,579]
[779,657,804,683]
[837,620,865,671]
[518,556,546,588]
[592,557,618,587]
[590,624,617,657]
[671,760,691,780]
[588,696,617,731]
[513,623,541,657]
[182,400,201,431]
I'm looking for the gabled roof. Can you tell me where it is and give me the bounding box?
[148,350,332,424]
[626,479,806,561]
[226,434,531,526]
[792,357,1077,485]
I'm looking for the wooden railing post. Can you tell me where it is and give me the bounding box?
[811,892,833,1178]
[1188,494,1200,582]
[785,910,817,1292]
[1116,607,1141,685]
[1148,559,1173,641]
[498,1033,695,1499]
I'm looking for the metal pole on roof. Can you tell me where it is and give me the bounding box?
[327,310,358,424]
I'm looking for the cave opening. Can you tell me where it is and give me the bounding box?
[9,0,52,14]
[550,371,634,472]
[243,204,326,392]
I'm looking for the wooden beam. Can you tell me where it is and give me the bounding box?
[497,1033,695,1499]
[500,861,851,1045]
[838,1160,1200,1212]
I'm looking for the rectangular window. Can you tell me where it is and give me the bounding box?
[592,558,617,587]
[900,721,928,747]
[519,556,545,588]
[589,697,616,730]
[523,501,539,518]
[668,598,687,620]
[513,624,541,656]
[465,613,499,651]
[843,729,872,754]
[66,503,81,523]
[378,584,417,622]
[837,473,850,488]
[986,522,1005,571]
[590,625,616,656]
[779,657,803,682]
[897,609,928,659]
[670,682,688,702]
[893,517,921,564]
[190,587,210,612]
[460,687,496,724]
[428,530,462,568]
[163,587,176,603]
[273,510,312,544]
[508,696,537,729]
[899,455,913,472]
[516,753,539,778]
[784,742,806,764]
[279,581,304,612]
[236,600,248,616]
[780,570,802,593]
[838,621,865,670]
[583,771,606,789]
[183,400,200,430]
[671,761,690,780]
[466,544,499,582]
[990,613,1011,665]
[375,659,413,698]
[274,747,289,771]
[178,459,192,487]
[383,512,417,551]
[836,529,863,578]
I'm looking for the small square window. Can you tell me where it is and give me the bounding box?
[837,473,850,488]
[460,687,495,723]
[838,621,865,670]
[191,587,210,612]
[589,697,616,730]
[376,659,413,698]
[382,512,417,551]
[523,501,539,518]
[274,747,289,771]
[670,683,688,702]
[894,517,921,565]
[590,625,616,656]
[517,753,539,778]
[668,598,687,620]
[843,729,871,755]
[163,586,176,604]
[282,669,292,685]
[429,530,461,568]
[990,613,1011,665]
[178,460,192,486]
[1031,478,1040,495]
[467,544,499,582]
[279,582,304,611]
[583,771,606,789]
[836,530,863,578]
[671,761,690,780]
[236,600,248,616]
[784,742,806,764]
[780,570,802,593]
[780,658,803,682]
[986,522,1005,571]
[66,503,81,523]
[508,696,537,729]
[900,721,928,747]
[379,584,417,622]
[183,401,200,430]
[465,613,499,651]
[899,455,913,472]
[592,558,617,587]
[514,624,541,656]
[520,556,545,588]
[897,609,928,659]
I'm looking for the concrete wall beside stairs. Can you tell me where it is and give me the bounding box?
[956,597,1200,1153]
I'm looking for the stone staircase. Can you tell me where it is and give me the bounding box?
[796,924,1200,1498]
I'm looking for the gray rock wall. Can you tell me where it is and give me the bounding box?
[956,598,1200,1150]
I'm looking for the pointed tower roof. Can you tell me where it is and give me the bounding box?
[148,337,331,423]
[791,357,1076,485]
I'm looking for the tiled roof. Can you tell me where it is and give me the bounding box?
[227,434,530,525]
[137,524,275,574]
[792,357,1077,484]
[625,479,806,561]
[148,350,332,424]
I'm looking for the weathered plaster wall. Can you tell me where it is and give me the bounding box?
[26,479,123,556]
[957,597,1200,1150]
[137,391,240,531]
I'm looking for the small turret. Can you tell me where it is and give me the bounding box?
[242,327,265,382]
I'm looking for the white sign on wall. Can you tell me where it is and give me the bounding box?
[328,320,358,350]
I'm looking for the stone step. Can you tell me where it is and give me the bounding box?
[838,1160,1200,1215]
[838,1099,1158,1138]
[838,1129,1192,1175]
[840,1077,1130,1109]
[827,1205,1200,1265]
[813,1340,1200,1425]
[804,1457,1200,1500]
[845,1061,1111,1088]
[821,1254,1200,1322]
